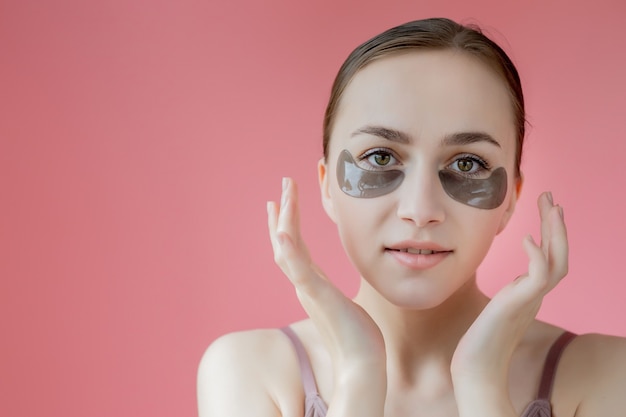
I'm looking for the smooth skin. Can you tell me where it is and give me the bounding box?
[198,51,626,417]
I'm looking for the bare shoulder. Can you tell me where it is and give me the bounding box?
[197,328,306,417]
[557,332,626,416]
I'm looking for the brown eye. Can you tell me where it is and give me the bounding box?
[457,159,474,172]
[374,153,391,166]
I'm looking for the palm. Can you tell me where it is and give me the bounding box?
[268,178,385,366]
[451,192,568,380]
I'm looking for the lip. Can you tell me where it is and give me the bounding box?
[386,240,451,252]
[384,240,452,270]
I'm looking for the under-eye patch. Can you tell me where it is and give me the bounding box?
[438,168,507,209]
[337,149,508,209]
[337,149,404,198]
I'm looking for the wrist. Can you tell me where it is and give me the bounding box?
[452,376,516,417]
[335,356,386,388]
[328,366,386,417]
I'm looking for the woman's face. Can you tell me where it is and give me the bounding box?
[319,49,521,309]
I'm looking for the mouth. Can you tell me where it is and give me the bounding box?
[384,246,452,270]
[386,247,452,255]
[389,248,448,255]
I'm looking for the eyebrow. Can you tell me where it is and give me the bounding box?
[351,126,411,144]
[441,132,501,148]
[351,125,501,148]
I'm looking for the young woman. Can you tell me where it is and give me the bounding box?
[198,18,626,417]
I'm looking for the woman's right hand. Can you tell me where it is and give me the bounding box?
[267,177,386,377]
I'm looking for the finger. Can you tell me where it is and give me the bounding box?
[288,178,302,243]
[267,200,280,255]
[272,179,318,288]
[268,179,294,270]
[538,192,553,257]
[547,205,569,280]
[276,230,325,297]
[276,178,302,246]
[521,234,550,294]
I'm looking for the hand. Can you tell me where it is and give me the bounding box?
[267,178,386,371]
[451,192,568,406]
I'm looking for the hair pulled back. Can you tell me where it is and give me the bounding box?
[323,17,526,178]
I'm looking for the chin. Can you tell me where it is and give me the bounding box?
[366,276,466,310]
[387,290,455,311]
[357,265,480,311]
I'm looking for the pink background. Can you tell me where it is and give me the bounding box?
[1,0,625,416]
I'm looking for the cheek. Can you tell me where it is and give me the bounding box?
[334,195,383,235]
[438,215,497,284]
[460,206,509,260]
[446,197,510,246]
[331,193,390,262]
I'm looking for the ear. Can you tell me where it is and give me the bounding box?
[496,173,523,234]
[318,157,337,223]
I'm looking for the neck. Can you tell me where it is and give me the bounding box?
[352,275,489,386]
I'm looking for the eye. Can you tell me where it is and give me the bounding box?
[372,153,391,166]
[447,155,490,177]
[359,148,399,170]
[456,158,475,172]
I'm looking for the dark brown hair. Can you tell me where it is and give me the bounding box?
[323,17,525,178]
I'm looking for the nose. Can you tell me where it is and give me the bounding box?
[395,166,446,227]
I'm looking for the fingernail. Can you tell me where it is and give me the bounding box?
[282,177,289,191]
[547,192,554,204]
[558,205,564,220]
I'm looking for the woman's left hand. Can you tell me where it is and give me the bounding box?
[450,192,568,415]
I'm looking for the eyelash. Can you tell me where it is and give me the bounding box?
[357,149,492,177]
[448,154,492,178]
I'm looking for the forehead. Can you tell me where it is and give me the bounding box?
[331,49,517,154]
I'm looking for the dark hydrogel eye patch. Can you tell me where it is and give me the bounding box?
[337,149,508,209]
[337,149,404,198]
[438,168,507,209]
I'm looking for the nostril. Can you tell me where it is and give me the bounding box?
[396,193,446,226]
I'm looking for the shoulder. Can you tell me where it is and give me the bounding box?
[568,332,626,366]
[197,328,306,417]
[557,332,626,416]
[564,333,626,389]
